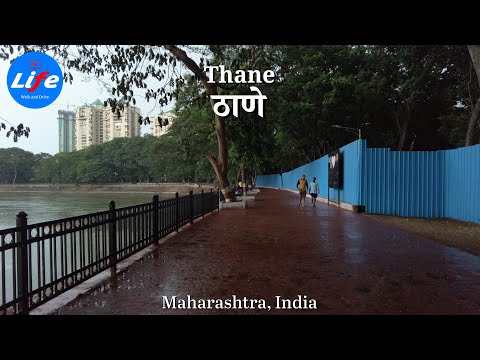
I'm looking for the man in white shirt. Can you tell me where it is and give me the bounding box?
[309,177,319,207]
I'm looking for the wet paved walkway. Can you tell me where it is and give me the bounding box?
[57,188,480,315]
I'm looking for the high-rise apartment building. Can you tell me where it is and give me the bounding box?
[58,110,76,153]
[151,111,176,137]
[75,100,141,151]
[103,104,142,142]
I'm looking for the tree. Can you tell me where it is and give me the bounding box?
[170,75,217,183]
[1,45,269,201]
[466,45,480,146]
[264,45,370,165]
[2,44,477,185]
[0,148,37,184]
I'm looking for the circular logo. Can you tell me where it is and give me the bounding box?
[7,52,63,109]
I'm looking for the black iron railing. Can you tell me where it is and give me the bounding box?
[0,189,219,315]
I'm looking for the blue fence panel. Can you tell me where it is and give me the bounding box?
[443,145,480,223]
[282,166,304,192]
[256,140,479,224]
[318,156,329,199]
[256,174,282,188]
[282,158,324,193]
[257,140,364,205]
[363,148,445,218]
[335,139,364,205]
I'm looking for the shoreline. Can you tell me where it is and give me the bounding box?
[0,190,179,195]
[0,183,216,194]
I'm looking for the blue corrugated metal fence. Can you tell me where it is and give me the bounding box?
[443,145,480,223]
[256,140,480,224]
[362,147,445,218]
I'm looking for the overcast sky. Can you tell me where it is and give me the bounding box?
[0,55,174,155]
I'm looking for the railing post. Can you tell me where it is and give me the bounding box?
[108,201,117,277]
[201,189,205,217]
[189,190,194,224]
[175,192,179,232]
[16,211,29,315]
[210,189,213,212]
[152,195,159,244]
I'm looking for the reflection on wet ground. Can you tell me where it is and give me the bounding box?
[56,189,480,315]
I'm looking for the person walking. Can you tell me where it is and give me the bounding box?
[309,177,319,207]
[297,174,308,206]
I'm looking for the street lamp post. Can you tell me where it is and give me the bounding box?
[332,123,370,139]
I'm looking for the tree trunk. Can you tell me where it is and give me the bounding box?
[466,45,480,146]
[465,96,480,146]
[166,45,234,201]
[240,164,246,193]
[408,138,415,151]
[396,102,412,151]
[394,102,411,151]
[240,164,245,183]
[12,163,17,186]
[396,117,409,151]
[468,45,480,86]
[246,169,252,191]
[236,166,241,183]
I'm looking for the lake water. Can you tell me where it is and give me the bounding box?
[1,191,177,309]
[0,192,170,230]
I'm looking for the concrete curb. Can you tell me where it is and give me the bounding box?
[235,195,256,201]
[220,201,247,209]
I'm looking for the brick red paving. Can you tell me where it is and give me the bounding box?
[56,188,480,315]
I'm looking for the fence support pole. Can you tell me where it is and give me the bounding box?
[190,190,194,225]
[201,190,204,217]
[175,192,179,232]
[152,195,159,245]
[16,211,29,315]
[108,201,117,277]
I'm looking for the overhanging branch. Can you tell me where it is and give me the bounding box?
[165,45,217,95]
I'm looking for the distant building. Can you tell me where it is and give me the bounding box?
[103,103,142,142]
[75,100,103,150]
[151,111,176,137]
[58,110,76,153]
[75,99,141,151]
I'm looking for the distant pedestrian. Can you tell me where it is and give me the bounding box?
[309,177,319,207]
[297,174,308,207]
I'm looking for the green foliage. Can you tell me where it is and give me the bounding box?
[1,45,478,179]
[0,147,38,184]
[2,134,216,185]
[260,45,478,173]
[170,76,217,183]
[225,83,276,178]
[0,123,31,143]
